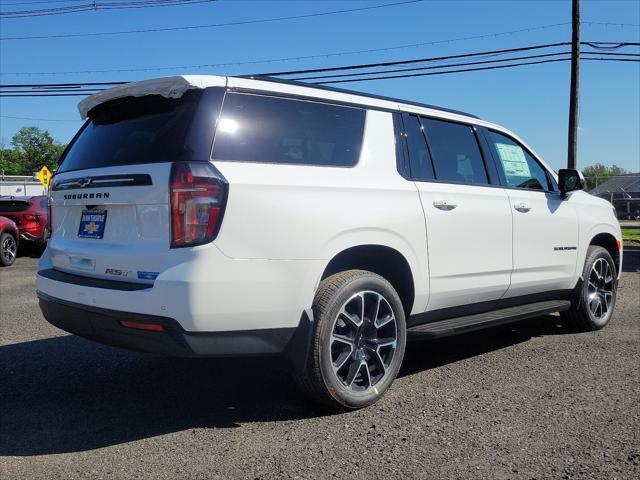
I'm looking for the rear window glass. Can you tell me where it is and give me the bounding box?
[57,90,203,173]
[212,93,365,167]
[0,201,30,212]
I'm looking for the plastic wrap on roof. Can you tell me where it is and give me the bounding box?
[77,75,226,119]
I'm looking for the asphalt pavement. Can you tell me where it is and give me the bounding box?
[1,252,639,479]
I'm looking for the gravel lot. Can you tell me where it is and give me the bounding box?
[1,252,639,480]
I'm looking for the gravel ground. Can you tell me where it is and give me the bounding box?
[1,252,639,480]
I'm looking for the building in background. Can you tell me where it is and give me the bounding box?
[0,175,46,197]
[589,174,640,220]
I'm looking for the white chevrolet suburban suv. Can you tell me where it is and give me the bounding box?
[37,75,622,409]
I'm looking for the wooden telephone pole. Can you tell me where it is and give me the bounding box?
[567,0,580,169]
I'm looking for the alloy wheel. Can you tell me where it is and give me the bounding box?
[587,258,614,320]
[1,235,17,264]
[329,291,398,392]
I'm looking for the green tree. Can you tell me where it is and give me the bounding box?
[581,163,628,190]
[0,148,25,175]
[9,126,66,175]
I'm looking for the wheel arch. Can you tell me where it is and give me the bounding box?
[320,244,415,318]
[1,227,18,242]
[589,232,620,275]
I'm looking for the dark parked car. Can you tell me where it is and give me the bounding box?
[0,216,19,267]
[0,195,49,248]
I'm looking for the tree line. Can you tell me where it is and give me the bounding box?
[0,127,66,176]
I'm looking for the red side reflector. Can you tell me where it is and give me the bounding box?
[119,320,164,332]
[616,239,622,251]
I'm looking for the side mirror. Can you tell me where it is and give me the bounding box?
[558,169,584,198]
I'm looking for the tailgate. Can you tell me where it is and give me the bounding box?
[48,163,171,284]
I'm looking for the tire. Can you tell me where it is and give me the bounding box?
[0,232,17,267]
[561,245,617,331]
[295,269,407,409]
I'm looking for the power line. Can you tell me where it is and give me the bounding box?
[0,114,81,122]
[1,57,637,97]
[3,52,631,90]
[0,81,125,87]
[1,41,638,94]
[0,57,637,96]
[313,57,640,85]
[0,23,635,79]
[0,0,423,39]
[258,41,640,77]
[582,22,640,29]
[0,0,217,19]
[0,88,107,93]
[288,51,639,82]
[0,23,576,76]
[0,17,635,44]
[0,1,87,5]
[258,42,572,77]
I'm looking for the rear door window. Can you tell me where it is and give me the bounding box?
[421,118,488,185]
[212,93,365,167]
[488,130,551,191]
[404,115,435,180]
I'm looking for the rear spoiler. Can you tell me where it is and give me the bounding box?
[78,75,227,119]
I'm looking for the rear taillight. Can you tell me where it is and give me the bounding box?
[169,162,228,248]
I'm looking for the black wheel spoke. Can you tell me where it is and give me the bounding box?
[588,258,615,321]
[344,360,363,387]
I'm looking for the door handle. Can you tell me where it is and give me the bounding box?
[514,202,531,213]
[433,200,457,211]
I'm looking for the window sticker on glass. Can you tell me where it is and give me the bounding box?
[495,143,531,178]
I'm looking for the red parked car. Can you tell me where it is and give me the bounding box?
[0,195,49,250]
[0,216,19,267]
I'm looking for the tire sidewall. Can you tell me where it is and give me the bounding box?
[0,232,16,267]
[315,273,407,409]
[580,247,617,329]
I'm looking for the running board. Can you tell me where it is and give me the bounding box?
[407,300,571,338]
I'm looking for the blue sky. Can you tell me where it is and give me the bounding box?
[0,0,639,172]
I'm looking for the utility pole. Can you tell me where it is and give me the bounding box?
[567,0,580,169]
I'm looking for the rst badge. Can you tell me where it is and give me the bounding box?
[105,268,131,277]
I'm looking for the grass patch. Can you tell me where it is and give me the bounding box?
[622,228,640,241]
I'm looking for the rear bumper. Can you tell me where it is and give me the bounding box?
[38,291,303,358]
[37,245,322,333]
[18,224,46,242]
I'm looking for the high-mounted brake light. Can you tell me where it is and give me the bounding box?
[169,162,228,248]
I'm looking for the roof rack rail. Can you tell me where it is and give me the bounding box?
[239,75,480,119]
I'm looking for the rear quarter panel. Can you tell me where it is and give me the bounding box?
[212,109,429,314]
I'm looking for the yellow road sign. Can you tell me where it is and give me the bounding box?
[37,166,52,189]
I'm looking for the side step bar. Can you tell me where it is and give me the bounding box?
[407,300,571,338]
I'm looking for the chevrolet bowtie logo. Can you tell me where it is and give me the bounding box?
[77,177,92,188]
[84,223,100,234]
